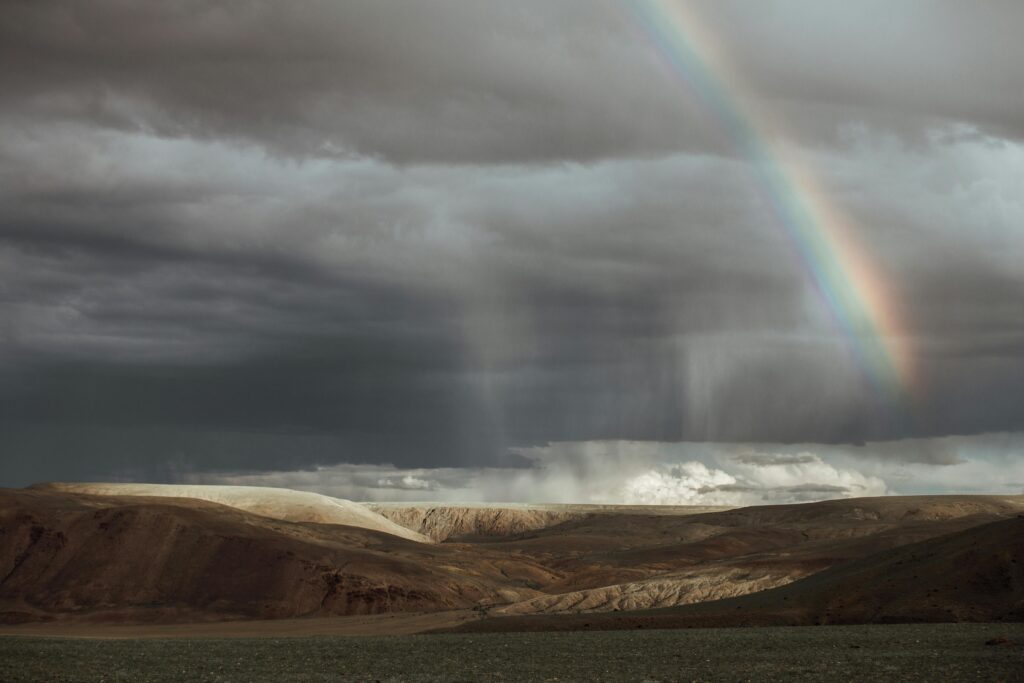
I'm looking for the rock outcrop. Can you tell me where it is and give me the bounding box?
[366,504,586,542]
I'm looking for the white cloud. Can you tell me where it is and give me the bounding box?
[182,434,1020,504]
[376,475,437,491]
[183,439,933,505]
[615,453,887,506]
[619,462,737,505]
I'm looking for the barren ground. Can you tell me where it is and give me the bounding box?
[2,623,1022,682]
[2,485,1023,637]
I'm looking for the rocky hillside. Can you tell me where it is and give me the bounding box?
[0,489,540,624]
[365,504,585,541]
[41,483,431,543]
[452,513,1024,632]
[366,503,730,542]
[3,487,1023,628]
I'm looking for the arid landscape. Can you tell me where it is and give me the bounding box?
[2,483,1022,637]
[3,484,1024,680]
[5,1,1024,680]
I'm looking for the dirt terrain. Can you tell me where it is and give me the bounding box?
[44,483,431,543]
[0,488,547,624]
[1,485,1022,634]
[451,514,1024,632]
[366,502,728,542]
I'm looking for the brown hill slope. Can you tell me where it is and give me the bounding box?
[449,514,1024,632]
[465,495,1024,612]
[40,483,430,543]
[0,489,543,624]
[366,503,728,542]
[366,504,586,542]
[3,488,1023,629]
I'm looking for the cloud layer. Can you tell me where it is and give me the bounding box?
[186,434,1023,505]
[1,1,1022,487]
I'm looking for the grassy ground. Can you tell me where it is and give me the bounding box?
[1,623,1022,682]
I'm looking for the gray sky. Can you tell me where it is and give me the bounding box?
[1,1,1022,500]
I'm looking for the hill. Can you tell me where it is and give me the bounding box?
[0,488,540,624]
[2,487,1023,630]
[366,502,728,542]
[39,483,430,543]
[450,513,1024,632]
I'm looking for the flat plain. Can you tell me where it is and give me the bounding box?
[2,623,1023,682]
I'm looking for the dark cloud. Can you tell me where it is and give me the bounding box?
[702,1,1024,144]
[696,484,756,494]
[1,1,1022,486]
[4,1,1023,163]
[693,482,855,504]
[0,0,712,163]
[783,483,850,494]
[732,452,818,467]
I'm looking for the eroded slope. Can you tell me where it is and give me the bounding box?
[4,488,1023,628]
[41,483,430,543]
[0,489,541,623]
[452,513,1024,631]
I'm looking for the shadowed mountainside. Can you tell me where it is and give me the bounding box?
[456,495,1024,614]
[0,489,544,624]
[2,486,1023,629]
[366,503,727,542]
[41,483,431,543]
[448,513,1024,632]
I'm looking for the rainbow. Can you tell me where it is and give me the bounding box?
[628,0,913,406]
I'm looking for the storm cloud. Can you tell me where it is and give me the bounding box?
[1,1,1022,490]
